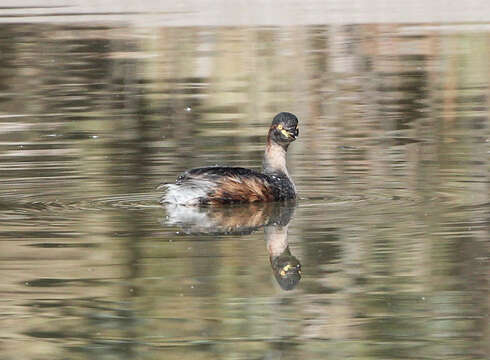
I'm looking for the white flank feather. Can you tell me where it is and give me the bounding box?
[160,178,217,205]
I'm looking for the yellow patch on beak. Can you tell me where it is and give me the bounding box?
[277,124,293,139]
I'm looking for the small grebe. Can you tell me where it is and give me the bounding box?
[161,112,299,205]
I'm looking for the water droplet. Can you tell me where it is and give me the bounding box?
[185,106,192,112]
[91,135,99,139]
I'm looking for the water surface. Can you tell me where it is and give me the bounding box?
[0,10,488,360]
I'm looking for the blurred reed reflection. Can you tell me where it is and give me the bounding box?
[0,20,488,360]
[164,202,302,290]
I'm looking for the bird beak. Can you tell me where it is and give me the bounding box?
[277,124,298,140]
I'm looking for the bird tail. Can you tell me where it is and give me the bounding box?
[158,179,215,205]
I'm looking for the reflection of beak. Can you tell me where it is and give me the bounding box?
[280,264,292,277]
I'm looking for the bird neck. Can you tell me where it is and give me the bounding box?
[262,140,289,177]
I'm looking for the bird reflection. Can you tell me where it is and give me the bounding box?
[164,202,302,290]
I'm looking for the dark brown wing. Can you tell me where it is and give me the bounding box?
[182,166,276,204]
[209,174,275,204]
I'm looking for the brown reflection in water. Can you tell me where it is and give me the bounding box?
[0,21,487,360]
[165,201,302,291]
[0,24,487,205]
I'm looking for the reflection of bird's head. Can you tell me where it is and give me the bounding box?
[271,251,302,291]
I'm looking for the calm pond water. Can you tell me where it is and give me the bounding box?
[0,4,489,360]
